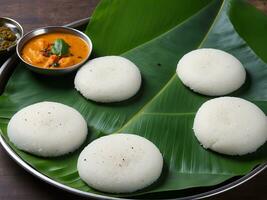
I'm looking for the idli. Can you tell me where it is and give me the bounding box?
[74,56,142,103]
[193,97,267,155]
[176,48,246,96]
[77,134,163,193]
[7,101,87,157]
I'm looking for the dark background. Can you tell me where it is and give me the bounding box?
[0,0,266,199]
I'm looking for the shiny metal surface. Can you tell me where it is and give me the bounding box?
[0,18,266,200]
[16,26,92,75]
[0,132,266,200]
[0,17,24,54]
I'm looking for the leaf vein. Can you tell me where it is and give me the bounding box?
[142,112,195,117]
[116,0,226,133]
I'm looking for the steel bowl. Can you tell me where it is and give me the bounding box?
[0,17,23,54]
[16,26,93,75]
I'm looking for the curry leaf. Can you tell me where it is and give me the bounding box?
[51,39,70,56]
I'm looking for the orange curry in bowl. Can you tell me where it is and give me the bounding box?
[21,33,89,69]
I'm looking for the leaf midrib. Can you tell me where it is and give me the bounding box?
[116,0,226,133]
[143,112,195,116]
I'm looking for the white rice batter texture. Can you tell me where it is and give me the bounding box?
[176,48,246,96]
[77,134,163,193]
[7,102,88,157]
[193,97,267,155]
[74,56,142,103]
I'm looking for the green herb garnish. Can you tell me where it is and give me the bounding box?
[51,39,70,56]
[52,62,59,67]
[0,26,16,50]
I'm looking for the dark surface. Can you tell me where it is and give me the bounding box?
[0,0,266,199]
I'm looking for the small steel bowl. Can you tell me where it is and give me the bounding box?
[16,26,93,75]
[0,17,24,54]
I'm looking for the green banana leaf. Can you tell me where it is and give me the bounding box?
[0,0,267,198]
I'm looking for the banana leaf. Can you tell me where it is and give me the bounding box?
[0,0,267,198]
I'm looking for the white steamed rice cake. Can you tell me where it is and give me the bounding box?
[7,101,88,157]
[176,48,246,96]
[77,133,163,193]
[193,97,267,155]
[74,56,142,103]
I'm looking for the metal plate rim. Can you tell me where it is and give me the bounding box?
[0,17,266,200]
[0,132,266,200]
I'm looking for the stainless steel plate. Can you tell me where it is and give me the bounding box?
[0,18,266,200]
